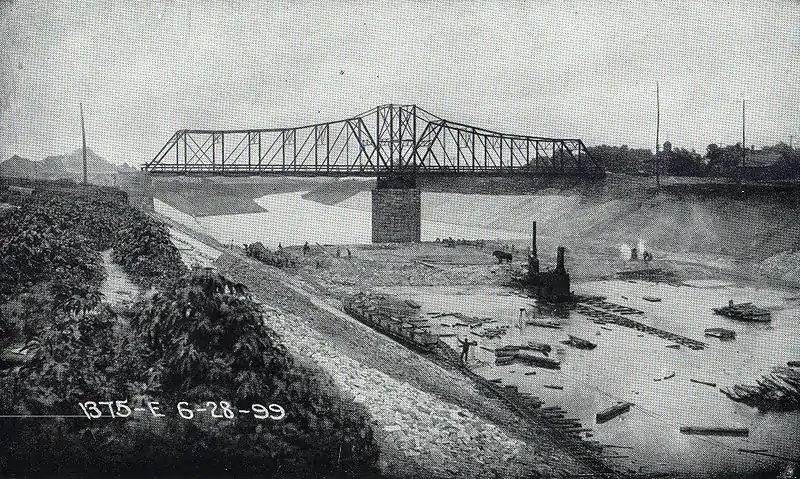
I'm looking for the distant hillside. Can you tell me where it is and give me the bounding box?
[0,149,130,182]
[0,154,69,179]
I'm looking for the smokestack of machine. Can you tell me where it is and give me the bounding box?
[528,221,539,277]
[556,246,565,272]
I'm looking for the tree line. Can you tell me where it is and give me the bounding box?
[588,142,800,179]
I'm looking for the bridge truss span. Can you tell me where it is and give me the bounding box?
[143,104,603,177]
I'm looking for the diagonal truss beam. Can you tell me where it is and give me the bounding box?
[143,105,604,177]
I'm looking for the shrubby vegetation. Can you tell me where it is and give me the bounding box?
[112,208,188,289]
[0,184,380,477]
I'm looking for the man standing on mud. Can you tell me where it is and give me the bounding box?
[458,337,477,365]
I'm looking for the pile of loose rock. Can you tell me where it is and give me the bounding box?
[265,309,527,478]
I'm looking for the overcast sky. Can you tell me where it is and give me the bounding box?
[1,0,798,165]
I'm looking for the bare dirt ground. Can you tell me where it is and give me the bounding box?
[161,217,608,477]
[216,252,599,478]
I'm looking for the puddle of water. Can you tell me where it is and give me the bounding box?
[379,280,800,477]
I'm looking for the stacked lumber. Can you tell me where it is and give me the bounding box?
[561,335,597,350]
[720,367,800,411]
[713,302,771,322]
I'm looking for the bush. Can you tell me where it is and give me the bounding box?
[129,270,380,477]
[112,209,188,289]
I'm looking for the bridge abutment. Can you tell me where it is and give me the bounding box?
[371,186,421,243]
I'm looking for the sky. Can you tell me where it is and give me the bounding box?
[0,0,798,166]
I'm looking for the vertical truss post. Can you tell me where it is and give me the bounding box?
[499,136,503,173]
[456,129,461,173]
[326,124,330,173]
[526,139,530,169]
[412,105,418,176]
[389,105,395,172]
[472,128,476,172]
[221,133,225,174]
[376,107,383,172]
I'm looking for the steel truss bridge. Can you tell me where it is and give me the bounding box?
[143,104,603,177]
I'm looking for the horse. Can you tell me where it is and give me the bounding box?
[492,250,512,263]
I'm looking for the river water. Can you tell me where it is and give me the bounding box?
[378,281,800,478]
[155,191,523,247]
[154,191,800,477]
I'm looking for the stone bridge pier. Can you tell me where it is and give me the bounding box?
[371,176,421,243]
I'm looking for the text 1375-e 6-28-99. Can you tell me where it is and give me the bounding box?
[78,400,286,421]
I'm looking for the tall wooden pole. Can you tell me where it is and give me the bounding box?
[655,82,660,186]
[80,102,87,185]
[742,99,746,168]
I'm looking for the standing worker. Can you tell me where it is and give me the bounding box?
[458,337,477,365]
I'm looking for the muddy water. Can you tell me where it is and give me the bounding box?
[379,280,800,478]
[155,192,527,247]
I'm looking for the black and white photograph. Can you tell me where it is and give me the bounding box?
[1,1,799,477]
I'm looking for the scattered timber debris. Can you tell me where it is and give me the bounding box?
[573,295,645,315]
[596,402,633,423]
[543,385,564,390]
[574,302,706,350]
[642,296,662,302]
[663,372,675,380]
[616,268,676,283]
[495,356,514,366]
[788,361,800,368]
[526,319,563,329]
[514,351,562,369]
[713,301,771,322]
[561,335,597,350]
[704,328,736,339]
[430,312,493,326]
[720,367,800,412]
[494,345,560,369]
[666,344,680,349]
[679,427,749,437]
[483,326,508,339]
[690,379,717,387]
[527,341,553,355]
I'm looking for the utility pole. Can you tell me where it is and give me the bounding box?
[80,102,87,185]
[790,134,793,150]
[741,99,746,168]
[655,82,660,186]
